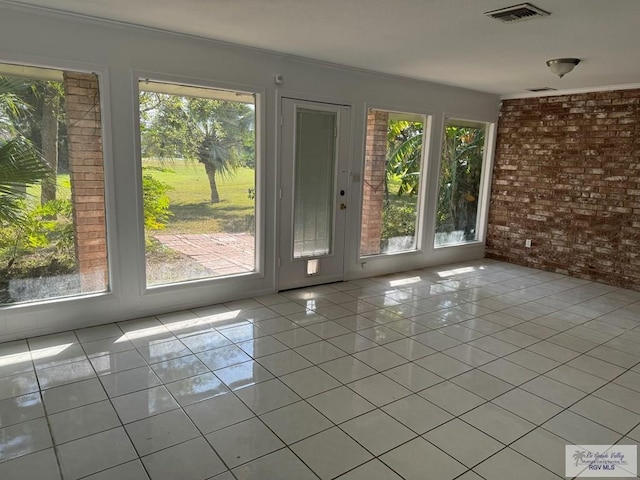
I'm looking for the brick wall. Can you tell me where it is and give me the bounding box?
[64,71,109,292]
[360,109,388,256]
[486,89,640,290]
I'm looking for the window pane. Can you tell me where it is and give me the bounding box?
[360,109,425,256]
[293,109,336,258]
[138,81,256,286]
[435,120,486,247]
[0,65,109,304]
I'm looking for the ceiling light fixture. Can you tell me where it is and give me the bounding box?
[546,58,580,78]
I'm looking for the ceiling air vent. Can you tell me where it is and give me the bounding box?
[527,87,557,92]
[484,3,550,23]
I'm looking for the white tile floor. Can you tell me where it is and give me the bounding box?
[1,259,640,479]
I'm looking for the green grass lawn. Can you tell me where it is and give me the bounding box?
[143,159,255,235]
[26,174,72,203]
[386,174,419,208]
[7,160,255,291]
[12,161,420,287]
[28,163,413,238]
[26,161,255,236]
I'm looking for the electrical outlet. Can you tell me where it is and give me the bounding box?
[525,239,532,248]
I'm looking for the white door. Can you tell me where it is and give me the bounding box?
[278,98,351,290]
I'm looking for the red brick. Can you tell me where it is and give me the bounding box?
[487,88,640,291]
[64,71,109,293]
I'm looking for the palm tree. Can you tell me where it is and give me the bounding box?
[188,98,253,203]
[0,76,50,225]
[386,119,424,199]
[139,92,254,203]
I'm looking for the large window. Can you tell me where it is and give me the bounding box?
[138,80,257,287]
[360,109,427,257]
[435,119,488,247]
[0,63,108,305]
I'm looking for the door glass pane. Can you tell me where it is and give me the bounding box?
[360,109,426,256]
[0,63,109,304]
[138,81,257,286]
[293,109,336,258]
[435,119,487,247]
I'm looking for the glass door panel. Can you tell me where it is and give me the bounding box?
[293,109,336,258]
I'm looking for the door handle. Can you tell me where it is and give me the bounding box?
[340,203,347,210]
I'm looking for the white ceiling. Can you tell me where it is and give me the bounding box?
[5,0,640,95]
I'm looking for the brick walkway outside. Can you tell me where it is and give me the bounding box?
[153,233,255,276]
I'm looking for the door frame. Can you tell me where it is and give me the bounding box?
[276,95,353,291]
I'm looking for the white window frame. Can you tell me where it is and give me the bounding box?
[358,107,433,260]
[133,73,266,295]
[0,55,119,332]
[433,116,496,249]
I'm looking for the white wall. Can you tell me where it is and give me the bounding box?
[0,3,499,342]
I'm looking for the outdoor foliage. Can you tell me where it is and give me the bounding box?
[139,91,255,203]
[381,204,417,247]
[379,118,485,247]
[0,73,75,301]
[379,119,423,245]
[386,119,423,198]
[14,79,65,204]
[139,161,255,236]
[141,168,173,230]
[0,199,74,267]
[436,125,485,241]
[0,198,75,306]
[0,137,51,224]
[0,76,52,225]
